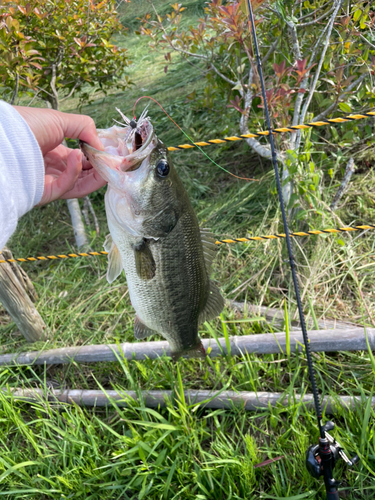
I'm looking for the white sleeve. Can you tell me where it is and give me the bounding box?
[0,101,44,250]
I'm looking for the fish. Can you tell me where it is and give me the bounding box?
[80,108,224,359]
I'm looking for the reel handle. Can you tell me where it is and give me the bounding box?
[348,454,360,467]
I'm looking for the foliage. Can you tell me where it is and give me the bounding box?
[139,0,375,208]
[0,0,131,108]
[139,0,375,123]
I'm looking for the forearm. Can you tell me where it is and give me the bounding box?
[0,101,44,249]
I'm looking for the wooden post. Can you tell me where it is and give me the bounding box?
[5,388,375,414]
[0,248,47,342]
[0,326,373,366]
[228,300,358,331]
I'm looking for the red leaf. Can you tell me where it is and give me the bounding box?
[227,95,244,113]
[30,62,42,70]
[74,37,83,47]
[273,60,286,79]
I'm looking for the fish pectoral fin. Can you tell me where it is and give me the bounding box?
[134,316,157,340]
[104,233,113,253]
[134,239,156,281]
[105,235,123,284]
[198,280,225,325]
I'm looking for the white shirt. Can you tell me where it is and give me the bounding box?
[0,101,44,249]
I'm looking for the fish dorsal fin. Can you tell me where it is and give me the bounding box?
[104,233,123,284]
[200,228,217,274]
[198,280,225,325]
[198,228,224,324]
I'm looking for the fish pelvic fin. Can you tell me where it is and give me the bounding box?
[134,316,157,340]
[198,280,225,325]
[171,341,206,362]
[104,234,123,283]
[133,239,156,281]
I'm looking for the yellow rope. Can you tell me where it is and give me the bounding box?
[1,112,372,264]
[214,224,374,244]
[1,224,374,264]
[166,111,375,151]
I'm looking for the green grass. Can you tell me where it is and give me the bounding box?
[1,0,375,498]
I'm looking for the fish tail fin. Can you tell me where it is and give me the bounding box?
[171,341,206,361]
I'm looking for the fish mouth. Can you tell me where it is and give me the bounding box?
[126,160,143,172]
[79,116,156,175]
[124,118,155,164]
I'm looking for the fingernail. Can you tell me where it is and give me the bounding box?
[94,136,105,151]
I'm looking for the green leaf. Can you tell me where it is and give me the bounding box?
[125,421,179,430]
[339,102,351,113]
[260,492,316,500]
[0,461,38,483]
[232,82,242,91]
[276,0,290,23]
[353,9,362,22]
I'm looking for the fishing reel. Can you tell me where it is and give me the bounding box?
[306,421,359,499]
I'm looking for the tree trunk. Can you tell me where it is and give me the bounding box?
[60,136,89,249]
[0,248,47,342]
[330,158,355,210]
[66,198,89,249]
[49,96,89,250]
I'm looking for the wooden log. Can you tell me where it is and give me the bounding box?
[228,300,358,331]
[5,387,375,414]
[0,248,47,342]
[0,327,373,366]
[2,248,38,303]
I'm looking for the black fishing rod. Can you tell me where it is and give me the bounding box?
[245,1,359,498]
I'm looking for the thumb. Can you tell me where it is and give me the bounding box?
[39,149,82,205]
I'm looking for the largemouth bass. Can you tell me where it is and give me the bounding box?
[80,109,224,359]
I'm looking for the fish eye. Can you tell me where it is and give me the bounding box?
[156,159,169,178]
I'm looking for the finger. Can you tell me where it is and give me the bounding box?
[39,149,82,205]
[43,144,70,171]
[59,113,104,151]
[15,107,104,155]
[60,165,107,200]
[82,153,97,170]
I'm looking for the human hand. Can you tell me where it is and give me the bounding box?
[14,106,106,205]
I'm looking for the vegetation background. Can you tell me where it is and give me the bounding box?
[0,0,375,498]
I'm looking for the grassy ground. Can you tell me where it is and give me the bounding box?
[1,1,375,498]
